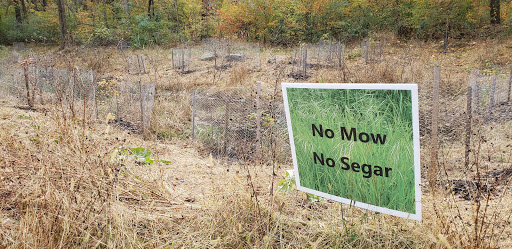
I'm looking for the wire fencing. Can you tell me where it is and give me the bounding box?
[0,52,157,138]
[414,66,512,245]
[191,84,290,164]
[171,46,192,74]
[0,43,510,247]
[189,64,512,181]
[1,46,511,179]
[360,39,384,64]
[414,65,512,199]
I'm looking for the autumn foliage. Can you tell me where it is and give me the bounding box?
[1,0,512,46]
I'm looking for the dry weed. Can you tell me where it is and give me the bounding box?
[228,64,250,86]
[1,39,511,248]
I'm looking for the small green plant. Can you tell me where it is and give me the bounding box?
[346,50,361,60]
[30,122,40,130]
[481,60,501,75]
[86,26,119,46]
[305,193,324,202]
[129,147,154,164]
[278,170,325,202]
[119,146,155,165]
[117,146,171,165]
[278,170,296,193]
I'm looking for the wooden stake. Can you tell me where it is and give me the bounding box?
[191,89,196,140]
[487,75,496,121]
[507,67,512,104]
[256,82,262,159]
[90,69,98,120]
[23,65,33,108]
[365,40,369,64]
[465,81,472,169]
[430,66,440,185]
[303,46,307,78]
[223,100,229,156]
[171,49,174,68]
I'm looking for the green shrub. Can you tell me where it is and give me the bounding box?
[411,0,474,40]
[130,15,174,48]
[0,10,59,44]
[87,26,119,46]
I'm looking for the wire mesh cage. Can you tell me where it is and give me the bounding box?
[360,39,384,64]
[171,46,192,73]
[472,72,512,122]
[414,65,512,204]
[311,40,345,68]
[290,44,309,79]
[191,86,290,163]
[0,53,158,136]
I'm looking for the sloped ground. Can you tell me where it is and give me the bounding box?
[0,99,261,247]
[1,39,512,247]
[0,98,511,248]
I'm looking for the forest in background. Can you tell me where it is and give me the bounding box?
[0,0,511,47]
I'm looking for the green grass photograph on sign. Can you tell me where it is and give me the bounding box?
[285,85,417,215]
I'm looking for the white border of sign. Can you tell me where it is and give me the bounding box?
[282,83,421,221]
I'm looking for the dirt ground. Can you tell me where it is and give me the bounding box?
[1,39,512,247]
[0,95,511,248]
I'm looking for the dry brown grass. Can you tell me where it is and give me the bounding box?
[228,64,250,86]
[1,38,512,248]
[0,99,510,248]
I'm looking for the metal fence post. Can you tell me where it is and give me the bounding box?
[171,49,175,68]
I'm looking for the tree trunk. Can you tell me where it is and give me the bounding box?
[443,17,449,52]
[123,0,129,16]
[103,0,108,28]
[490,0,500,25]
[152,0,155,16]
[305,11,311,42]
[56,0,67,49]
[20,0,26,19]
[42,0,47,10]
[175,0,180,33]
[14,0,22,24]
[147,0,153,17]
[31,0,39,11]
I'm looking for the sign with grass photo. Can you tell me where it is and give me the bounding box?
[282,83,421,220]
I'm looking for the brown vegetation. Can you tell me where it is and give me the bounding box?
[0,37,511,248]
